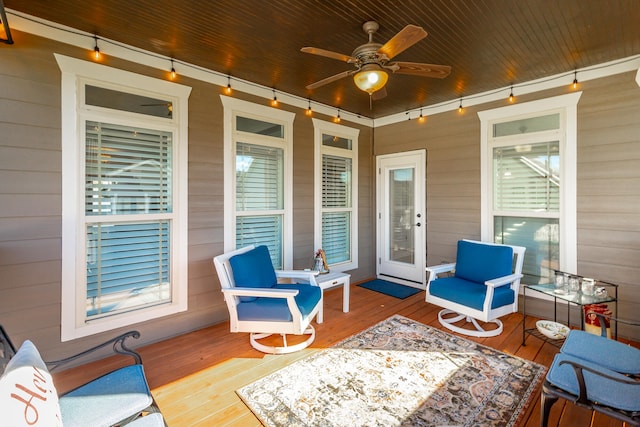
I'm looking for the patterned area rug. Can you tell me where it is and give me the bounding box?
[237,315,546,427]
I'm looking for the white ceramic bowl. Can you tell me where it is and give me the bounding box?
[536,320,570,340]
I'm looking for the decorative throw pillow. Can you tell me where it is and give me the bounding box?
[0,340,62,426]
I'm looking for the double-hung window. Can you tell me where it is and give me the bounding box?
[313,119,359,271]
[479,93,581,279]
[221,96,294,269]
[57,55,191,340]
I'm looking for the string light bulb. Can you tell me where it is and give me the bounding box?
[225,75,232,95]
[458,98,464,113]
[305,99,313,117]
[93,36,101,60]
[169,59,176,80]
[270,89,278,107]
[418,108,426,123]
[508,86,515,103]
[572,71,579,90]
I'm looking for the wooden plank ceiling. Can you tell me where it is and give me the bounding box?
[5,0,640,118]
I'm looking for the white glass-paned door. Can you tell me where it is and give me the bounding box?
[377,150,426,288]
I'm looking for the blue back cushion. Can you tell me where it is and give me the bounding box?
[229,245,277,302]
[454,240,513,283]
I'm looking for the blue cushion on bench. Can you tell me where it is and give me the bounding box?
[560,330,640,375]
[59,364,153,427]
[429,276,515,310]
[547,352,640,412]
[229,245,278,302]
[454,240,513,284]
[236,284,321,321]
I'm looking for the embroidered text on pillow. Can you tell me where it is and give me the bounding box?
[10,365,58,425]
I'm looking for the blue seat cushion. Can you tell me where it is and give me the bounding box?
[429,276,515,311]
[547,353,640,412]
[561,330,640,375]
[454,240,513,284]
[236,284,321,322]
[59,364,153,427]
[229,245,278,302]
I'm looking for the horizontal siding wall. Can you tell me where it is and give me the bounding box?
[575,72,640,340]
[374,72,640,341]
[0,30,374,359]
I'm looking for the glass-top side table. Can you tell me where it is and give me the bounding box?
[522,279,618,347]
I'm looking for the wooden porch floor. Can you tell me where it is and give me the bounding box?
[53,283,634,426]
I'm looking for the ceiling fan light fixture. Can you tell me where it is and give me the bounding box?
[353,64,388,94]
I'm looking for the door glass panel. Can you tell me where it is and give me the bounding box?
[389,168,415,264]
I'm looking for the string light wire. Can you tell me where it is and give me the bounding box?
[7,9,639,124]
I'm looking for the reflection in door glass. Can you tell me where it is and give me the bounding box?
[389,168,415,264]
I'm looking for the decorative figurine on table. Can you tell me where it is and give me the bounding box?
[313,249,330,274]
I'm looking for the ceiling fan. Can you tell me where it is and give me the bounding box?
[302,21,451,104]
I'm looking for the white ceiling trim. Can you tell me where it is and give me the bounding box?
[375,55,640,128]
[7,8,640,129]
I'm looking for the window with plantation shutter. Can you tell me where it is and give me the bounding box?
[479,93,580,281]
[236,142,285,268]
[221,96,294,269]
[58,54,190,340]
[322,155,352,264]
[84,122,173,319]
[313,119,359,271]
[493,141,560,212]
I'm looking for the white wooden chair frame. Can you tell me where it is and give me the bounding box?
[213,245,322,354]
[426,240,526,337]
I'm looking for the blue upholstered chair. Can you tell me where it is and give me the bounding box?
[425,239,526,337]
[213,245,322,354]
[542,313,640,426]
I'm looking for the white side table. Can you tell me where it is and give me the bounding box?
[315,271,350,324]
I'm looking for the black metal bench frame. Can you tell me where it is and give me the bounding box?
[541,313,640,427]
[0,325,166,426]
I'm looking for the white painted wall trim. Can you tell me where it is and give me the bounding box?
[8,8,640,129]
[6,8,372,127]
[56,54,192,340]
[376,56,640,128]
[312,118,360,272]
[478,92,582,274]
[220,95,296,268]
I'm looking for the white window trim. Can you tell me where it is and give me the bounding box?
[57,54,191,341]
[312,118,359,272]
[478,92,581,273]
[220,96,295,268]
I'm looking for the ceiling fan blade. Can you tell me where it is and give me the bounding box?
[306,70,355,90]
[377,25,427,60]
[301,47,355,63]
[385,61,452,78]
[371,87,387,101]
